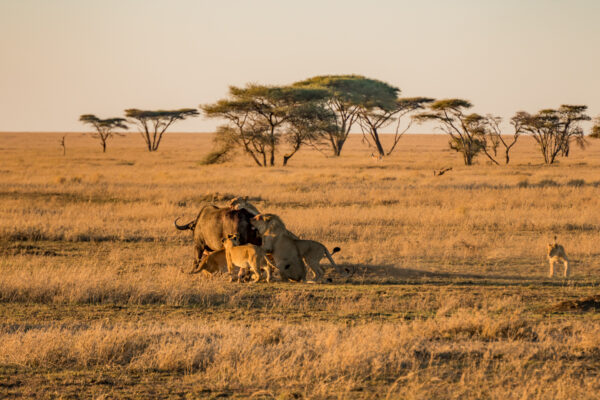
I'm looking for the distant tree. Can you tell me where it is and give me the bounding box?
[516,105,590,164]
[283,102,336,165]
[590,116,600,139]
[202,98,264,166]
[293,75,369,156]
[125,108,199,152]
[480,114,522,165]
[358,96,434,157]
[202,84,328,166]
[199,129,235,165]
[415,99,487,165]
[79,114,128,153]
[295,75,431,158]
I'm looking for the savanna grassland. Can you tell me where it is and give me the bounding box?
[1,132,600,399]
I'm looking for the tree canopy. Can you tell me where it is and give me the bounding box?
[515,105,590,164]
[125,108,199,152]
[415,99,486,165]
[79,114,128,153]
[358,96,434,157]
[202,84,328,166]
[294,75,405,156]
[479,114,522,165]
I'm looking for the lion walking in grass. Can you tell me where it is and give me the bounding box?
[547,236,570,278]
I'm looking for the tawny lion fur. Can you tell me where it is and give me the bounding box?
[251,213,347,282]
[547,236,570,278]
[222,234,275,283]
[186,249,227,276]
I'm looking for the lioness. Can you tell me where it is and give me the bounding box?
[186,249,226,276]
[547,237,570,278]
[252,214,347,282]
[229,196,260,216]
[222,234,275,283]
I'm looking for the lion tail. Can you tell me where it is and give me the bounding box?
[324,247,339,265]
[325,246,354,277]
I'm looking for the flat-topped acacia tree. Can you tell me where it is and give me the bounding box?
[79,114,128,153]
[479,114,522,165]
[295,75,432,158]
[293,75,366,157]
[515,105,590,164]
[125,108,199,152]
[415,99,487,166]
[202,84,328,166]
[283,101,336,165]
[357,96,435,157]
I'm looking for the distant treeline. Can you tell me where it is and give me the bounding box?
[79,75,600,166]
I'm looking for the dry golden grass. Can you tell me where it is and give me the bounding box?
[1,131,600,398]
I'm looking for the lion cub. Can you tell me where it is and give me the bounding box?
[547,236,570,278]
[222,234,275,283]
[187,249,227,276]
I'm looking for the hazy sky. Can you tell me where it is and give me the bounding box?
[1,0,598,133]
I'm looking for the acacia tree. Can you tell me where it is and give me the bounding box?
[415,99,488,165]
[293,75,368,156]
[79,114,128,153]
[283,102,336,165]
[480,114,522,165]
[517,105,589,164]
[202,99,265,166]
[125,108,199,152]
[358,96,434,157]
[202,84,327,166]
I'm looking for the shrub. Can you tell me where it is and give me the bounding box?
[566,179,585,187]
[516,179,529,188]
[537,179,559,188]
[199,147,232,165]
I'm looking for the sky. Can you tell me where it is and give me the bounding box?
[0,0,599,133]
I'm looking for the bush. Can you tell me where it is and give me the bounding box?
[537,179,559,188]
[199,147,232,165]
[566,179,585,187]
[516,179,529,188]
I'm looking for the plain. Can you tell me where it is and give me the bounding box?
[0,132,599,399]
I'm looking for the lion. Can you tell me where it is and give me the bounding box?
[547,236,570,278]
[222,234,275,283]
[185,249,227,276]
[295,239,343,281]
[251,214,348,282]
[229,196,260,216]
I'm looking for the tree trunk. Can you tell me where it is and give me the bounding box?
[247,151,262,167]
[504,151,510,165]
[102,140,107,153]
[283,144,301,166]
[332,138,346,157]
[372,129,385,157]
[463,151,473,166]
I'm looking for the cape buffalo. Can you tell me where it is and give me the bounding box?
[174,205,261,272]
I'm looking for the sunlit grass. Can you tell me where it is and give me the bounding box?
[1,132,599,398]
